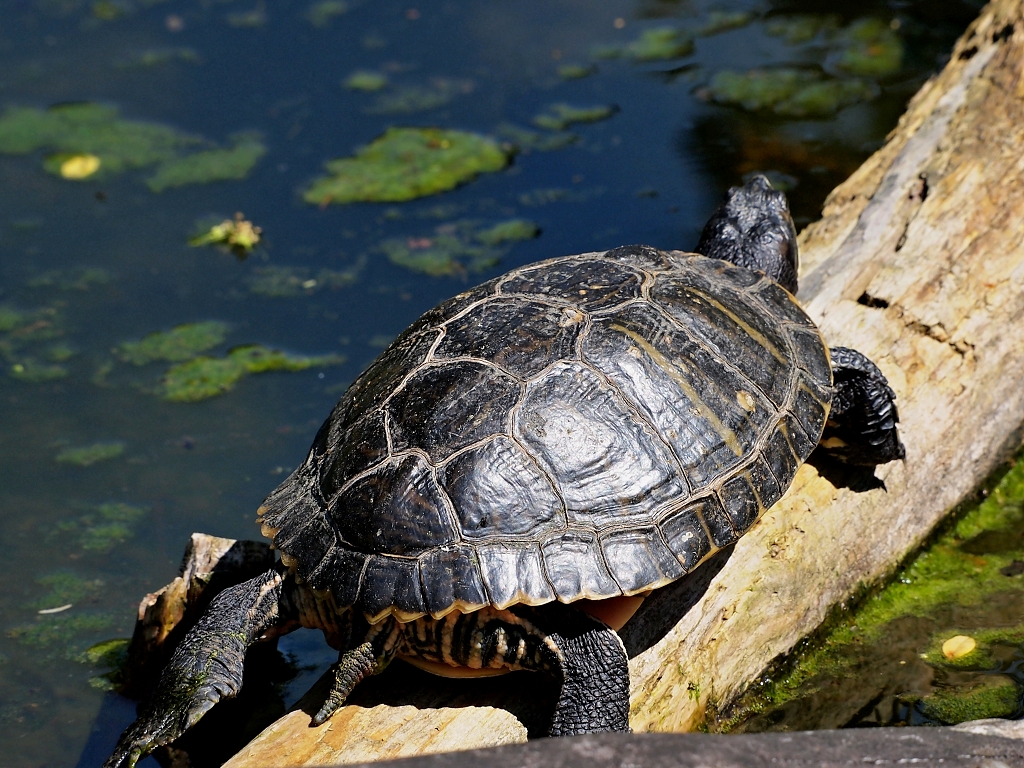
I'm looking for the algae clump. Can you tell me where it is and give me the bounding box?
[31,572,103,611]
[189,213,262,256]
[117,321,229,365]
[52,502,147,553]
[146,134,266,192]
[831,19,903,78]
[532,104,617,131]
[55,442,125,466]
[344,70,388,91]
[246,261,363,298]
[303,128,510,206]
[704,68,877,117]
[625,27,694,61]
[696,11,753,37]
[0,103,263,190]
[162,345,345,401]
[7,613,116,657]
[305,0,347,27]
[475,219,540,246]
[912,676,1020,724]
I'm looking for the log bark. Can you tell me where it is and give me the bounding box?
[223,1,1024,762]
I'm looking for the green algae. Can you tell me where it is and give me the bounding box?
[723,452,1024,731]
[831,19,904,78]
[189,213,262,256]
[380,234,494,277]
[0,103,262,190]
[704,68,877,117]
[303,128,510,206]
[304,0,347,27]
[115,48,201,68]
[30,572,103,611]
[117,321,229,365]
[495,123,577,153]
[145,134,266,192]
[9,359,68,382]
[55,442,125,466]
[344,70,389,92]
[7,613,117,662]
[532,103,617,131]
[246,261,364,298]
[696,11,754,37]
[0,103,197,175]
[52,502,147,553]
[27,266,112,291]
[80,637,130,691]
[474,219,540,246]
[625,27,694,61]
[363,79,473,115]
[765,15,840,44]
[558,64,595,80]
[162,345,345,402]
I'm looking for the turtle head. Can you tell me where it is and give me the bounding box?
[694,174,799,294]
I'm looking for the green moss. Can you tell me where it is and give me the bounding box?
[914,676,1020,724]
[246,261,364,298]
[146,134,266,192]
[304,0,347,27]
[625,27,694,61]
[344,70,388,91]
[832,19,903,78]
[558,64,595,80]
[765,15,840,44]
[696,11,753,37]
[30,572,103,611]
[704,69,877,117]
[26,266,112,291]
[303,128,510,206]
[475,219,540,246]
[117,321,229,365]
[55,442,125,466]
[363,79,473,115]
[162,345,345,402]
[532,104,617,131]
[724,453,1024,729]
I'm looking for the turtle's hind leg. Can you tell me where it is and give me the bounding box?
[312,617,401,725]
[104,567,291,768]
[821,346,906,466]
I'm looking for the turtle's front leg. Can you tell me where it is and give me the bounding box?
[104,567,290,768]
[821,346,906,466]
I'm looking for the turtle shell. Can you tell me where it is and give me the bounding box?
[258,245,832,623]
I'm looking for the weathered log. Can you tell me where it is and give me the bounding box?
[220,1,1024,762]
[121,533,273,697]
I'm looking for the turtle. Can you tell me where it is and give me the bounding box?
[104,175,904,768]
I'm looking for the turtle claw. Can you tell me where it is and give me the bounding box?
[103,689,219,768]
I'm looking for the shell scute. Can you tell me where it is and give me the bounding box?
[541,530,620,602]
[500,257,644,310]
[476,543,554,609]
[600,529,684,594]
[419,545,488,617]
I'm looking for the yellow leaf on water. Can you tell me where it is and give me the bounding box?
[942,634,976,659]
[60,154,101,179]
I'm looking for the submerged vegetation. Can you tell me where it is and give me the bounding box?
[117,321,229,365]
[380,218,539,276]
[303,128,511,205]
[55,442,125,467]
[702,69,877,117]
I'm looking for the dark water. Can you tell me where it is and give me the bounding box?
[0,1,979,766]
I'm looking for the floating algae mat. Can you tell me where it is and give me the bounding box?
[302,128,510,205]
[162,345,345,402]
[117,321,229,366]
[0,103,264,189]
[830,19,904,79]
[51,502,147,553]
[531,103,618,131]
[380,218,539,277]
[55,442,125,467]
[702,68,878,117]
[726,451,1024,732]
[596,27,694,61]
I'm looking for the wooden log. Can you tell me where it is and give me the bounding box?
[222,1,1024,762]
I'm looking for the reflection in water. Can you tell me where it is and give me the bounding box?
[0,0,976,765]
